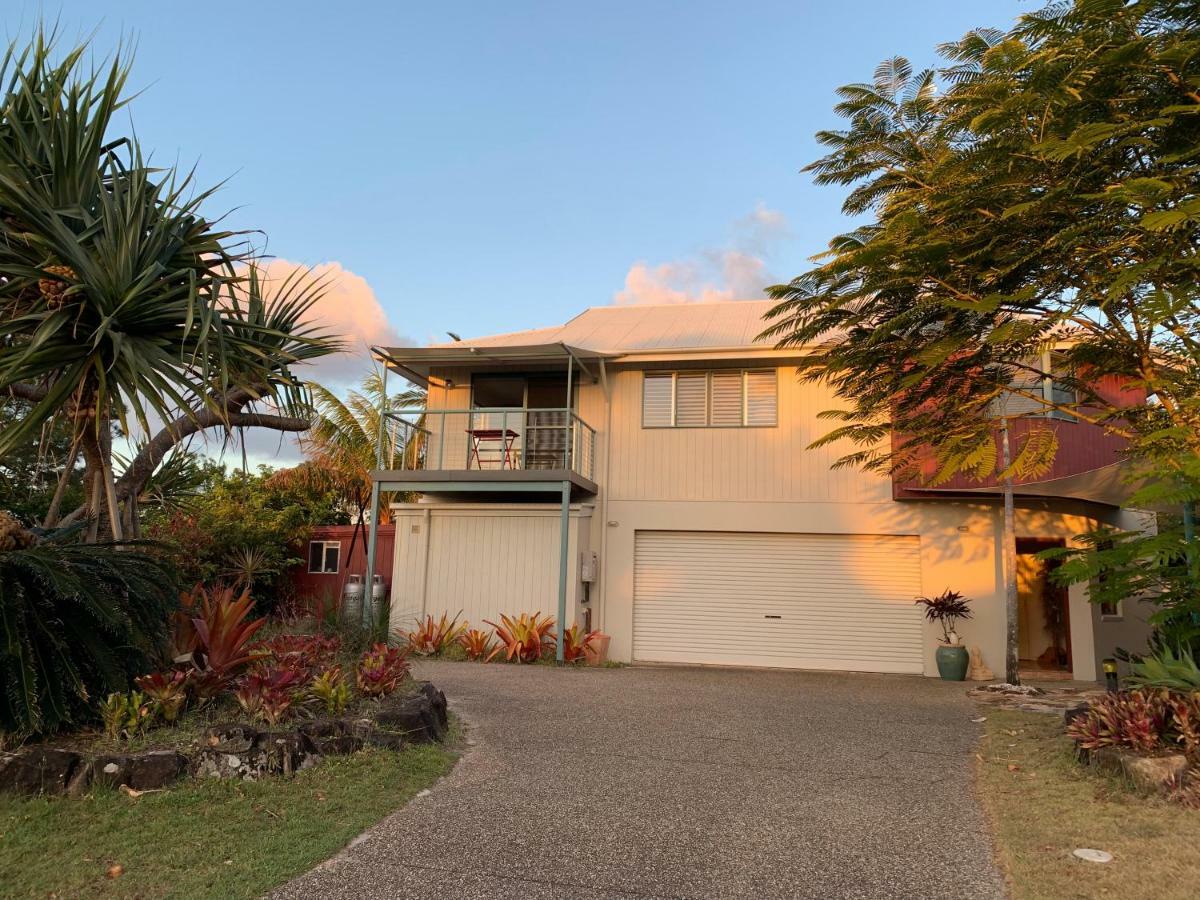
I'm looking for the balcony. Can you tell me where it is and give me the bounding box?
[372,406,599,498]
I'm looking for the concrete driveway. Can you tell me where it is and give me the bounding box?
[275,662,1005,900]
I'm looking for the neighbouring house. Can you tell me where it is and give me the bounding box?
[366,301,1152,680]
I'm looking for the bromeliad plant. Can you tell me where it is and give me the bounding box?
[134,671,190,724]
[914,590,973,645]
[404,612,468,656]
[561,625,601,664]
[310,666,351,715]
[457,628,495,662]
[485,612,556,663]
[184,585,268,697]
[234,668,306,726]
[252,633,341,679]
[100,690,152,740]
[356,644,410,697]
[1127,645,1200,693]
[1067,690,1172,754]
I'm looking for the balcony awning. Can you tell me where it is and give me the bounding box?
[900,462,1145,509]
[373,342,611,387]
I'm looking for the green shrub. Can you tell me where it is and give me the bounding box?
[0,529,177,735]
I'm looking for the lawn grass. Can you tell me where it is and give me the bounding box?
[977,709,1200,900]
[0,739,458,899]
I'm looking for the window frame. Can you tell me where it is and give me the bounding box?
[307,540,341,575]
[641,369,778,429]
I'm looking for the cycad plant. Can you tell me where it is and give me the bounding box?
[0,515,177,734]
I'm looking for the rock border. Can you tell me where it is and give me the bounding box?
[0,682,449,798]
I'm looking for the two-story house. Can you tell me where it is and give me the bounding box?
[368,301,1151,680]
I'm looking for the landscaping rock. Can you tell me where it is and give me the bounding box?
[204,724,258,754]
[298,719,362,756]
[90,750,187,791]
[354,723,408,751]
[256,731,310,778]
[418,682,450,732]
[374,688,447,743]
[1091,747,1190,793]
[0,747,81,796]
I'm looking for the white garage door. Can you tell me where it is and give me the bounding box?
[633,530,924,674]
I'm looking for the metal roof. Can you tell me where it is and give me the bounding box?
[423,301,778,354]
[374,301,782,384]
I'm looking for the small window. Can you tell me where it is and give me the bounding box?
[641,370,778,428]
[308,540,340,574]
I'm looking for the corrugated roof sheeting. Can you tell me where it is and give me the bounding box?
[427,301,777,354]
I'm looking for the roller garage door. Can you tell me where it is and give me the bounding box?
[633,530,924,674]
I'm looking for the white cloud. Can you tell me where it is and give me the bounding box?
[613,203,790,306]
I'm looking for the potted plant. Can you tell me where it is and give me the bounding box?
[916,590,973,681]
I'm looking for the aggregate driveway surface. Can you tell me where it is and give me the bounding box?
[275,662,1005,900]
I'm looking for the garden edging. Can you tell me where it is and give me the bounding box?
[0,682,448,798]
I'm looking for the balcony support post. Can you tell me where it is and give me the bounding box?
[365,363,390,632]
[556,479,570,663]
[564,355,573,470]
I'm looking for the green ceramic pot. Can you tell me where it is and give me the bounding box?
[935,645,969,681]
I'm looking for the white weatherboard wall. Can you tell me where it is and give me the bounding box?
[388,503,593,636]
[633,530,923,673]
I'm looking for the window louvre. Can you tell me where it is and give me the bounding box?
[674,374,709,426]
[710,372,744,426]
[641,369,778,428]
[642,374,674,427]
[745,371,778,426]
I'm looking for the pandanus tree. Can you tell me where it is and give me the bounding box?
[0,31,340,540]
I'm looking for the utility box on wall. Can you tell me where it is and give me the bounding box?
[579,551,599,583]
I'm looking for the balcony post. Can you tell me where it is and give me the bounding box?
[564,355,573,470]
[556,478,570,663]
[365,363,389,632]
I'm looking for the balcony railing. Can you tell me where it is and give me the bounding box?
[382,407,597,481]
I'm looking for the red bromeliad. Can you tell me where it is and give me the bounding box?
[356,644,410,697]
[485,612,555,664]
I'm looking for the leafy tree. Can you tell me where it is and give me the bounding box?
[762,0,1199,484]
[0,29,340,540]
[144,464,347,614]
[0,398,86,525]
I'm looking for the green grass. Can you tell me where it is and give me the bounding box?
[976,709,1200,900]
[0,740,458,899]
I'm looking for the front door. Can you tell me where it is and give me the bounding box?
[1016,538,1072,674]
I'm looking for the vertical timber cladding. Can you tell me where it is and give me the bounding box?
[633,530,924,673]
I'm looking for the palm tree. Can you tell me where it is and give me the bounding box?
[281,370,424,561]
[0,29,340,540]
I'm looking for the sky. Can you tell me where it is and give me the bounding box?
[6,0,1030,463]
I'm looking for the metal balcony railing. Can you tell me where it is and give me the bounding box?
[382,407,597,481]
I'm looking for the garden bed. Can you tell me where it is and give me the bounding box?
[976,710,1200,900]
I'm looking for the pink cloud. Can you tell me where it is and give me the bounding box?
[250,259,410,388]
[612,204,788,306]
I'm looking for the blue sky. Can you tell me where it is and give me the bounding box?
[9,0,1029,359]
